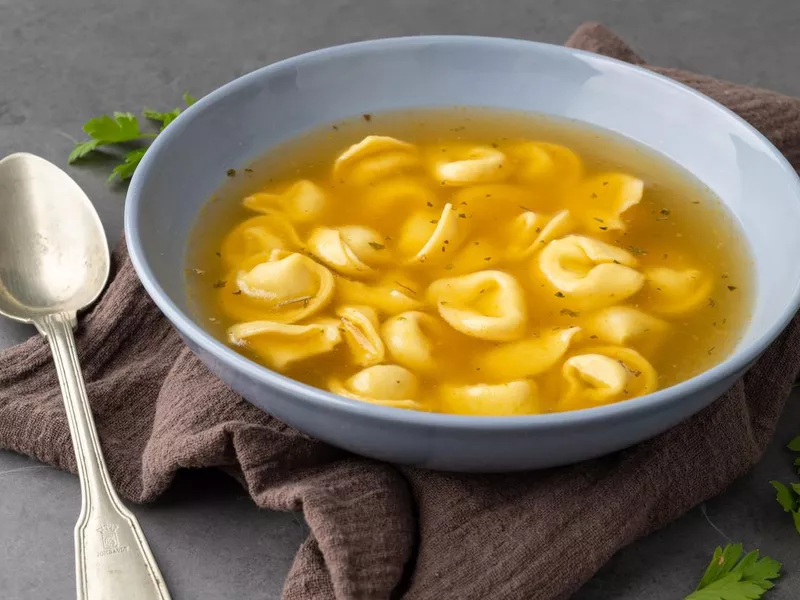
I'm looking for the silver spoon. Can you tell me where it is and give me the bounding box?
[0,153,170,600]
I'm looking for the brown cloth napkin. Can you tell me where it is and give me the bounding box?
[2,23,800,600]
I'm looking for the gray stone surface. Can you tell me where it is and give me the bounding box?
[0,0,799,598]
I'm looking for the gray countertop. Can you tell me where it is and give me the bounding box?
[1,1,799,598]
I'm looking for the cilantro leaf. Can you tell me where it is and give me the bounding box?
[686,544,781,600]
[769,481,797,512]
[142,92,196,131]
[790,482,800,534]
[108,148,146,182]
[141,108,164,121]
[142,107,182,130]
[696,544,743,589]
[68,139,101,163]
[68,92,198,181]
[686,574,772,600]
[83,112,144,143]
[68,112,152,165]
[142,107,179,123]
[770,436,800,536]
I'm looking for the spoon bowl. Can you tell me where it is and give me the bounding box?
[0,153,109,321]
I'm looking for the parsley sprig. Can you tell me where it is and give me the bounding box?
[769,434,800,536]
[682,432,798,599]
[68,92,197,182]
[684,544,781,600]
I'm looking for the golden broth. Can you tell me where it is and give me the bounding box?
[186,108,752,416]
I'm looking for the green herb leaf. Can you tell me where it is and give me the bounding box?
[142,108,170,122]
[69,93,198,182]
[142,107,182,130]
[770,437,800,535]
[686,574,770,600]
[84,112,144,143]
[696,544,743,590]
[68,139,101,164]
[69,112,151,167]
[770,481,797,512]
[108,148,146,182]
[68,112,151,165]
[686,544,781,600]
[143,91,196,131]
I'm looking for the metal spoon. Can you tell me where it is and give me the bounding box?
[0,153,170,600]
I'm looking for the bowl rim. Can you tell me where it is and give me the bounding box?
[125,34,800,430]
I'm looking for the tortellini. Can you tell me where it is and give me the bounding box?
[336,275,423,315]
[221,249,334,323]
[432,144,509,186]
[476,327,581,380]
[427,270,527,341]
[440,381,540,416]
[209,131,736,417]
[364,178,439,214]
[398,204,464,266]
[584,306,669,355]
[244,180,326,223]
[228,319,341,370]
[338,226,393,265]
[307,225,389,277]
[576,173,643,232]
[382,311,445,373]
[337,305,385,367]
[559,346,657,410]
[644,267,713,315]
[334,136,420,186]
[537,235,645,309]
[506,141,582,188]
[329,365,423,410]
[506,209,576,260]
[450,183,536,220]
[219,214,303,269]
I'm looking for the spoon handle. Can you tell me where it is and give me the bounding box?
[37,312,171,600]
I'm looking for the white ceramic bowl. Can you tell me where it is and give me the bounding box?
[125,36,800,471]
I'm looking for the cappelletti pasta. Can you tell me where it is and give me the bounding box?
[188,109,751,416]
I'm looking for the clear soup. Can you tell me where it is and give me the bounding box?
[186,108,752,416]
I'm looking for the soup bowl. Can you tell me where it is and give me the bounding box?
[125,36,800,471]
